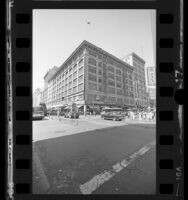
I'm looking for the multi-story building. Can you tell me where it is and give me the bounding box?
[145,66,156,108]
[122,53,147,107]
[33,88,42,106]
[43,40,136,112]
[41,66,59,104]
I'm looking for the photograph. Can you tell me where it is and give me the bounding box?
[32,9,156,194]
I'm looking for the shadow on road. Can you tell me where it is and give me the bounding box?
[33,124,155,194]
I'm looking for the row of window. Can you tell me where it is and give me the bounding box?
[54,64,84,85]
[47,93,84,106]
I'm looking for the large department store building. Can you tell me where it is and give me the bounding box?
[42,40,147,112]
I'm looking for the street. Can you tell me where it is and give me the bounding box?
[33,116,156,194]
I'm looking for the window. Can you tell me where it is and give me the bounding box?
[98,77,102,83]
[98,85,103,92]
[78,83,84,91]
[73,71,77,79]
[116,82,122,88]
[108,87,115,94]
[98,62,102,67]
[116,69,122,75]
[79,66,84,75]
[88,73,97,82]
[109,96,116,102]
[78,75,84,83]
[98,69,102,75]
[88,82,97,90]
[68,89,72,95]
[108,65,114,73]
[116,76,122,82]
[69,74,72,81]
[79,58,84,67]
[88,57,97,66]
[88,65,97,74]
[108,80,115,87]
[73,86,77,93]
[117,98,123,103]
[73,64,77,71]
[69,67,72,73]
[98,54,102,59]
[117,89,122,95]
[78,94,84,101]
[88,49,97,57]
[108,72,115,79]
[73,78,77,86]
[69,81,72,88]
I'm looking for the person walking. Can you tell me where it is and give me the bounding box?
[57,109,60,121]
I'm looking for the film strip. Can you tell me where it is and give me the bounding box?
[6,0,184,199]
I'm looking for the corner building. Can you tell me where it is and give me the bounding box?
[44,41,136,111]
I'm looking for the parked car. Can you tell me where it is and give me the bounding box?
[49,110,57,116]
[33,106,45,120]
[103,108,124,121]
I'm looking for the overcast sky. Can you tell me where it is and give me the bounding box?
[33,9,156,91]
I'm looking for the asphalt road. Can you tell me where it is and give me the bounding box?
[33,117,156,194]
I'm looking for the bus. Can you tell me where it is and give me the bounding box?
[32,106,45,120]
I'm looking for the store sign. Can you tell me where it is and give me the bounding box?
[146,67,156,86]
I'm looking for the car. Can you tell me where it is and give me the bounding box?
[103,108,124,121]
[33,106,45,120]
[49,110,57,116]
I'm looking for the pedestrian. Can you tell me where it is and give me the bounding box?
[57,109,60,121]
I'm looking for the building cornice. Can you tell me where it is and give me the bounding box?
[122,52,146,64]
[48,40,134,82]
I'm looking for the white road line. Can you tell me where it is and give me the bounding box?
[79,140,156,194]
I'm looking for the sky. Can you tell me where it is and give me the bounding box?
[33,9,156,91]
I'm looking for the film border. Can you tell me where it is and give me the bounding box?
[7,0,184,199]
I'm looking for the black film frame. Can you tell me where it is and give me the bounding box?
[6,0,184,199]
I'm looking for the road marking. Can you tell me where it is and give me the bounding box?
[79,140,156,194]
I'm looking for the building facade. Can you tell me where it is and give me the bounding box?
[145,66,156,108]
[33,88,42,107]
[122,53,148,107]
[43,40,136,111]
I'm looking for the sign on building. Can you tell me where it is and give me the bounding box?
[146,67,156,86]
